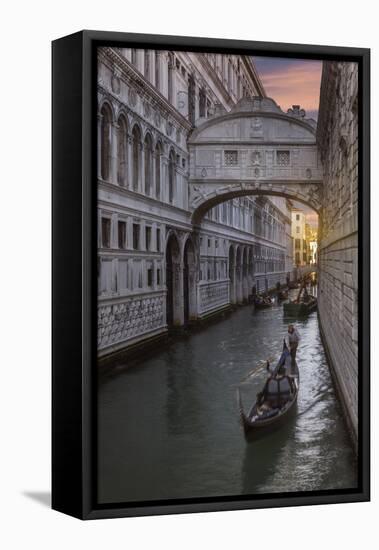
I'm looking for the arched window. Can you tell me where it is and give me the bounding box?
[100,104,112,181]
[155,141,162,199]
[168,149,176,204]
[144,133,153,196]
[117,115,128,186]
[132,125,141,192]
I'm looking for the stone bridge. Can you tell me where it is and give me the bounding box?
[188,97,323,225]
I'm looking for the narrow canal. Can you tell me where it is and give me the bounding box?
[98,293,357,504]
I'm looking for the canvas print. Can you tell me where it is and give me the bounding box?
[96,47,358,504]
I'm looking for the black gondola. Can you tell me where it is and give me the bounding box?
[238,340,299,435]
[254,296,273,309]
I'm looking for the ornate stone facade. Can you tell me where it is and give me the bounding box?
[317,61,359,444]
[97,47,294,358]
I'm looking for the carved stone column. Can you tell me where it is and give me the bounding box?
[229,265,236,304]
[110,122,119,184]
[140,142,145,194]
[173,262,184,326]
[236,265,243,304]
[152,150,157,199]
[188,264,198,321]
[127,135,133,190]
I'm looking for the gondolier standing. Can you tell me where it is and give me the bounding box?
[287,324,300,367]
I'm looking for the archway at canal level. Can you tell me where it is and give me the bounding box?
[165,231,198,328]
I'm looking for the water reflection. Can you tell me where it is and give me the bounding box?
[98,294,357,504]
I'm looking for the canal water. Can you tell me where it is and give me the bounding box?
[98,293,357,503]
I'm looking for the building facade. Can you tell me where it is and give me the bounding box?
[97,47,293,358]
[291,208,308,266]
[317,61,359,444]
[305,223,318,264]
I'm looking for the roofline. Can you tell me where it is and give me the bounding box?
[242,56,267,98]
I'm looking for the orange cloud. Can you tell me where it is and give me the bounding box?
[258,61,322,118]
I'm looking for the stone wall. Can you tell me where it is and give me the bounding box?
[317,61,359,445]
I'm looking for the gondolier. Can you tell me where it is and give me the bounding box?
[287,324,300,365]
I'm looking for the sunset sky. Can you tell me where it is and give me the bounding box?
[252,56,322,227]
[252,57,323,120]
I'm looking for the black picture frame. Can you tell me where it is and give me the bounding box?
[52,30,370,520]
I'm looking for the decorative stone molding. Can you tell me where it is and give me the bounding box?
[98,293,165,350]
[198,280,229,315]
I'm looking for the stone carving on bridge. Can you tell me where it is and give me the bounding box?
[188,96,323,222]
[251,151,261,165]
[250,117,263,138]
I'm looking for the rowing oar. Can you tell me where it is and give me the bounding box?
[239,356,275,384]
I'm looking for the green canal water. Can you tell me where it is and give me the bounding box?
[98,295,357,503]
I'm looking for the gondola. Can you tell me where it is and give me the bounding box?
[238,341,299,435]
[283,296,317,316]
[283,278,317,317]
[254,296,273,309]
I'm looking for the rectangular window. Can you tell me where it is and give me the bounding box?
[145,226,152,250]
[101,218,111,248]
[277,150,290,166]
[215,240,218,248]
[208,239,211,248]
[295,238,301,249]
[224,150,238,166]
[156,228,161,252]
[157,269,161,286]
[133,224,140,250]
[296,226,300,234]
[118,221,126,249]
[147,268,153,287]
[296,214,300,221]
